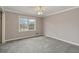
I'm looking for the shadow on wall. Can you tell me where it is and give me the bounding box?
[0,8,2,43]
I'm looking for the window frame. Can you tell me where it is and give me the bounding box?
[19,16,36,32]
[28,19,36,31]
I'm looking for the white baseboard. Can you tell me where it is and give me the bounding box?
[45,35,79,47]
[6,37,28,42]
[5,34,79,47]
[6,35,43,42]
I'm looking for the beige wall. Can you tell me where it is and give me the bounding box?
[44,8,79,44]
[0,11,2,42]
[5,12,43,40]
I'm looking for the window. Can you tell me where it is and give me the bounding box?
[29,19,36,30]
[19,16,36,32]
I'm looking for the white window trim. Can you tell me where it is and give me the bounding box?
[19,16,36,32]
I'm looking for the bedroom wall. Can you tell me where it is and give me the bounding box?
[0,11,2,42]
[44,8,79,45]
[5,11,43,41]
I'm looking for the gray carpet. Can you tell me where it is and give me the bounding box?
[0,36,79,53]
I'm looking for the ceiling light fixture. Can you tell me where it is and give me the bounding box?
[35,6,45,15]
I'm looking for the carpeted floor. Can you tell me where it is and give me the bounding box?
[0,36,79,53]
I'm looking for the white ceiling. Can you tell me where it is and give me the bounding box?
[2,6,79,17]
